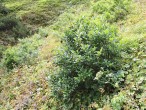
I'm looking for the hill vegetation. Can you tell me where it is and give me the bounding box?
[0,0,146,109]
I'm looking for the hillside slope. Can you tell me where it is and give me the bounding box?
[0,0,146,109]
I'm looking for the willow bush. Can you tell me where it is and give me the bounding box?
[50,18,126,109]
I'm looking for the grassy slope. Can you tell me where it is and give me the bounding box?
[0,1,90,109]
[3,0,68,27]
[0,0,146,109]
[0,0,89,56]
[0,0,69,58]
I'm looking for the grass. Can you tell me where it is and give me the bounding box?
[3,0,81,27]
[1,0,69,35]
[0,0,67,41]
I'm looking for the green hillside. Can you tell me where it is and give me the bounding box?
[0,0,146,109]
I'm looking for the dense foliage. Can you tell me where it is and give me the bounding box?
[50,18,126,109]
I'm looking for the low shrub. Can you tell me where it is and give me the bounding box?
[2,34,44,70]
[0,3,29,42]
[50,17,125,109]
[0,3,9,15]
[0,15,29,39]
[0,15,18,31]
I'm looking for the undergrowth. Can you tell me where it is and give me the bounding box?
[1,27,48,70]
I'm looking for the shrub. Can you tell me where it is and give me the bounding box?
[50,18,124,109]
[2,34,43,70]
[0,4,11,29]
[12,20,29,40]
[0,3,9,15]
[0,15,29,39]
[93,0,132,22]
[0,15,18,31]
[0,3,29,41]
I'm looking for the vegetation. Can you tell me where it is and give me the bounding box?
[50,18,123,109]
[93,0,132,22]
[0,2,29,39]
[2,33,45,70]
[0,0,146,109]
